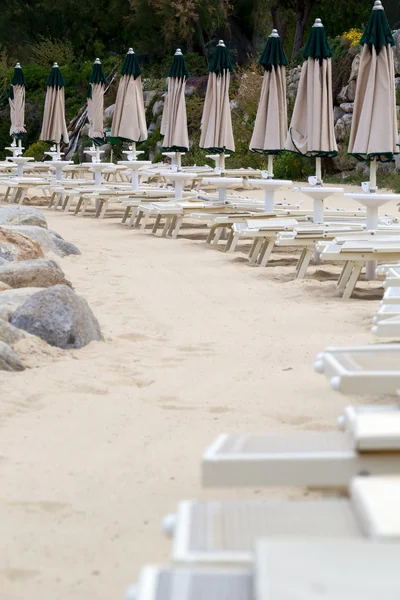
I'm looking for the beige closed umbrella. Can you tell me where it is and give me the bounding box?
[250,29,288,178]
[87,58,107,159]
[110,48,147,159]
[348,0,398,190]
[200,40,235,172]
[285,19,337,182]
[161,49,190,170]
[8,62,26,149]
[40,62,69,155]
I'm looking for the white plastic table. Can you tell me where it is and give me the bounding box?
[248,178,292,211]
[82,162,115,185]
[118,160,152,191]
[44,160,73,181]
[297,186,344,223]
[161,171,198,198]
[202,177,243,202]
[5,146,24,159]
[12,156,34,177]
[345,192,400,279]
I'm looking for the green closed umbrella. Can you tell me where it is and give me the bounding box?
[285,19,338,182]
[8,62,26,147]
[160,49,190,170]
[87,58,107,150]
[200,40,235,172]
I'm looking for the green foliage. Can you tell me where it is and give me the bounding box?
[23,140,48,161]
[30,37,75,66]
[137,127,163,160]
[273,152,315,180]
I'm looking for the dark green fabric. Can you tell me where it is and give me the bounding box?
[349,151,398,163]
[8,85,14,99]
[91,136,105,146]
[162,144,188,152]
[86,83,93,99]
[201,146,234,153]
[109,135,145,144]
[302,25,333,60]
[11,66,25,86]
[208,45,233,74]
[168,53,190,79]
[120,52,142,79]
[360,7,394,54]
[259,36,288,72]
[11,132,25,140]
[46,65,66,88]
[89,62,107,85]
[251,148,286,156]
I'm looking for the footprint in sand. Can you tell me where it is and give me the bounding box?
[0,568,39,582]
[8,500,72,514]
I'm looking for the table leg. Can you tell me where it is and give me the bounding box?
[313,198,324,224]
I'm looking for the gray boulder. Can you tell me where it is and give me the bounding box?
[152,99,164,117]
[349,53,360,81]
[0,319,26,345]
[334,119,346,143]
[0,287,45,320]
[0,206,47,229]
[143,90,157,107]
[340,103,354,114]
[11,284,103,349]
[0,227,44,262]
[104,104,115,123]
[333,106,345,123]
[393,30,400,76]
[0,341,24,371]
[0,259,72,290]
[4,226,81,257]
[347,80,357,102]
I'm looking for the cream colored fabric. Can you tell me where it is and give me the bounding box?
[161,77,189,150]
[87,83,105,140]
[250,67,287,152]
[349,44,398,159]
[111,74,147,142]
[285,57,337,156]
[9,85,26,136]
[200,71,235,152]
[40,86,69,144]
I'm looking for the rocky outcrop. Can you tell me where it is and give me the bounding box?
[11,284,103,349]
[0,341,25,371]
[0,258,72,290]
[0,287,45,320]
[0,227,44,262]
[3,226,81,258]
[0,318,26,345]
[0,206,47,229]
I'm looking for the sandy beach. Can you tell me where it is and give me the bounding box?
[0,185,395,599]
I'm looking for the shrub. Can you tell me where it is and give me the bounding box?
[23,140,48,161]
[273,152,315,180]
[30,37,75,66]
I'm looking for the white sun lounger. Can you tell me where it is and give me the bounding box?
[169,475,400,566]
[314,344,400,395]
[380,286,400,304]
[1,177,52,204]
[373,303,400,323]
[372,315,400,338]
[202,427,400,488]
[255,538,400,599]
[132,566,252,600]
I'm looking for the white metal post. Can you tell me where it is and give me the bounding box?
[369,157,377,192]
[268,154,274,179]
[315,157,322,184]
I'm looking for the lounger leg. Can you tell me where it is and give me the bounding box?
[18,189,27,205]
[248,239,263,264]
[4,187,11,203]
[213,227,224,245]
[224,230,234,252]
[172,216,183,239]
[258,240,275,267]
[99,200,109,219]
[161,216,172,237]
[74,197,83,215]
[167,216,178,238]
[296,249,313,279]
[342,263,363,299]
[140,212,151,230]
[226,232,240,253]
[122,206,131,224]
[62,195,70,210]
[133,210,143,228]
[206,226,216,245]
[65,194,76,212]
[80,198,90,217]
[48,192,56,208]
[152,214,162,234]
[128,207,139,228]
[337,261,353,291]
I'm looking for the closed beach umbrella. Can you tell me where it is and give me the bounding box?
[161,49,190,169]
[8,62,26,143]
[348,0,397,190]
[40,62,69,149]
[250,29,288,177]
[285,18,337,181]
[87,58,107,146]
[200,40,235,171]
[110,48,147,157]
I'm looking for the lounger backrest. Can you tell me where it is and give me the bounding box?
[351,476,400,540]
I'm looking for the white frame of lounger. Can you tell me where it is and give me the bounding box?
[372,315,400,337]
[135,565,252,600]
[202,431,400,488]
[315,344,400,395]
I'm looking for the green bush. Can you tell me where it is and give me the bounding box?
[273,152,315,180]
[23,140,48,161]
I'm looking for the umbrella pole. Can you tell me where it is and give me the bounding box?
[18,139,22,150]
[315,157,322,184]
[132,142,137,160]
[267,155,274,179]
[176,152,181,171]
[369,157,377,192]
[220,152,225,174]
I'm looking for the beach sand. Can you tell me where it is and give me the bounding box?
[0,185,396,599]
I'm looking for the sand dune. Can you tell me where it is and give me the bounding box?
[0,186,395,599]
